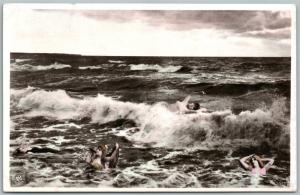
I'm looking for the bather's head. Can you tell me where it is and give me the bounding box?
[97,144,108,158]
[251,157,260,168]
[249,155,264,169]
[187,102,200,110]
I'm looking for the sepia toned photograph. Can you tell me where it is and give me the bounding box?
[3,4,296,192]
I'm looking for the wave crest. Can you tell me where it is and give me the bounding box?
[133,98,289,150]
[78,65,102,70]
[11,62,71,71]
[130,64,182,73]
[11,87,149,124]
[11,88,289,150]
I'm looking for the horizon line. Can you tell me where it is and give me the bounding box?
[10,51,291,58]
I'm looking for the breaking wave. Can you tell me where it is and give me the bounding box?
[78,65,102,70]
[108,60,125,63]
[11,62,71,71]
[130,64,182,73]
[11,87,289,151]
[11,87,149,124]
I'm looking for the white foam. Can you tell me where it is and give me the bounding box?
[108,60,124,63]
[130,64,182,73]
[11,88,289,149]
[183,72,287,85]
[161,172,201,188]
[116,157,200,188]
[11,88,150,124]
[130,99,289,148]
[50,123,81,129]
[15,59,31,63]
[11,62,71,71]
[78,65,102,70]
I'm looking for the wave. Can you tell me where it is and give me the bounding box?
[130,64,182,73]
[78,65,102,70]
[131,98,289,150]
[108,60,125,63]
[11,87,290,151]
[11,62,71,71]
[98,77,158,91]
[14,59,32,63]
[182,80,290,96]
[11,87,150,124]
[184,72,286,83]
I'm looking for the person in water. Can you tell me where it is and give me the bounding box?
[168,95,200,114]
[240,154,274,176]
[86,143,120,170]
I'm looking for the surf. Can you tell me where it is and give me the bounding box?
[11,62,71,71]
[130,64,182,73]
[11,87,289,152]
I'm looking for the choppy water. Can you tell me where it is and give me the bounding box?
[10,53,291,188]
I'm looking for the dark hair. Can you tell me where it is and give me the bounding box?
[193,103,200,110]
[249,156,264,168]
[97,144,107,159]
[248,157,255,168]
[98,144,107,152]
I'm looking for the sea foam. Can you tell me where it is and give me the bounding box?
[11,87,289,150]
[130,64,182,73]
[11,62,71,71]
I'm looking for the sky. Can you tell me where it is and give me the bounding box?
[6,7,292,57]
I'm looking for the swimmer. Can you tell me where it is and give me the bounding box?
[240,154,274,176]
[86,143,120,170]
[168,95,200,114]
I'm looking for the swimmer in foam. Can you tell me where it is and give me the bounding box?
[86,143,120,170]
[240,154,274,176]
[168,95,201,114]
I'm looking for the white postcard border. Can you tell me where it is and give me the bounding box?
[3,3,297,192]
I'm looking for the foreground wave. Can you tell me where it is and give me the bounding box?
[11,87,289,151]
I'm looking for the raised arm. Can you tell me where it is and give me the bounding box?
[261,158,274,171]
[176,96,192,114]
[239,154,254,170]
[104,143,120,168]
[182,95,191,105]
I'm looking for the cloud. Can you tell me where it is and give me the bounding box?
[7,8,291,56]
[80,10,291,39]
[242,27,291,39]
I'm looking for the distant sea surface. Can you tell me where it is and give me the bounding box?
[10,53,291,188]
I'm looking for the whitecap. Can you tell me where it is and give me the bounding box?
[11,87,289,149]
[11,62,71,71]
[130,64,182,73]
[108,60,124,63]
[78,65,102,70]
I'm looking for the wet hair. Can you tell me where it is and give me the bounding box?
[97,144,107,156]
[249,156,264,168]
[97,144,106,150]
[248,157,255,168]
[193,103,200,110]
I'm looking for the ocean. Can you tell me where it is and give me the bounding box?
[10,53,291,188]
